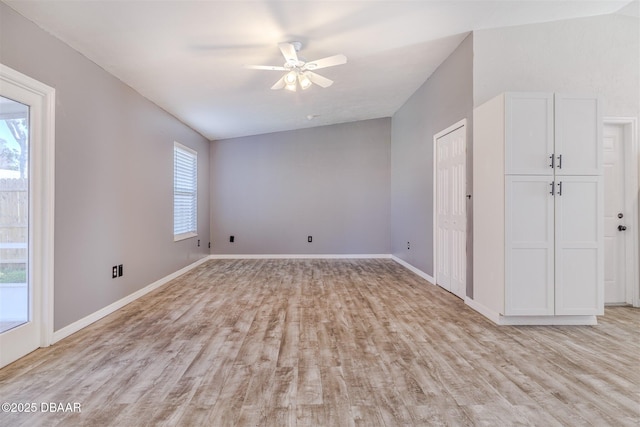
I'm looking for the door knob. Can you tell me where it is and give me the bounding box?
[618,225,627,231]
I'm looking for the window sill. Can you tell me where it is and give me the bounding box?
[174,232,197,242]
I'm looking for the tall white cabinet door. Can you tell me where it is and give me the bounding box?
[554,176,604,315]
[505,93,554,176]
[505,176,555,315]
[554,95,602,176]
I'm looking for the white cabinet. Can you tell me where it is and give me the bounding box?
[505,93,602,176]
[505,92,554,175]
[471,92,603,325]
[554,95,602,176]
[554,176,604,315]
[505,175,555,316]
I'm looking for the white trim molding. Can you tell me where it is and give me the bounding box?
[465,297,597,325]
[209,254,392,260]
[603,117,639,307]
[52,256,210,343]
[391,256,436,284]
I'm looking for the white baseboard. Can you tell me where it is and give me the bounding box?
[465,297,501,323]
[391,256,435,284]
[52,256,211,343]
[465,297,598,326]
[209,254,392,259]
[496,315,598,326]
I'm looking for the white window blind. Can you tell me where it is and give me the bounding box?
[173,142,197,241]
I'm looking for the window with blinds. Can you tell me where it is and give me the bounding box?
[173,142,197,241]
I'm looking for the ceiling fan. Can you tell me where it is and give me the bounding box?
[245,42,347,92]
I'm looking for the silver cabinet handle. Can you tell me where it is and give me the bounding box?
[549,154,555,169]
[550,181,555,196]
[557,154,562,169]
[557,181,562,196]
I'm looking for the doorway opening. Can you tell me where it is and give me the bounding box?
[603,117,639,307]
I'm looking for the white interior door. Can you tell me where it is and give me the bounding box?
[0,65,54,368]
[603,124,627,304]
[436,124,466,299]
[436,134,451,292]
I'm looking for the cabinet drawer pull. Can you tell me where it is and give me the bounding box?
[557,154,562,169]
[549,154,555,169]
[550,181,555,196]
[557,181,562,196]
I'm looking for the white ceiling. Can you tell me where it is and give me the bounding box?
[4,0,634,140]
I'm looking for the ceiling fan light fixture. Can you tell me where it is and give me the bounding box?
[299,72,312,90]
[247,42,346,92]
[284,71,297,85]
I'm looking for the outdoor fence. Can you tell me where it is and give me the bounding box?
[0,178,28,267]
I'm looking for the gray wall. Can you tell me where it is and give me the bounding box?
[474,13,639,117]
[0,3,211,331]
[210,119,391,255]
[390,34,474,295]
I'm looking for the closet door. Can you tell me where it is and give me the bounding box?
[505,93,554,176]
[554,176,604,315]
[554,95,602,176]
[435,124,466,299]
[505,176,555,315]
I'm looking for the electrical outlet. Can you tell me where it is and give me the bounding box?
[197,239,200,247]
[230,235,234,243]
[118,264,123,277]
[407,241,410,250]
[112,266,118,279]
[308,236,312,243]
[208,242,211,249]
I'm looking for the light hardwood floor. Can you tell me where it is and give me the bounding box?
[0,259,638,426]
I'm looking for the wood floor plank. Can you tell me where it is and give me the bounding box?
[350,405,385,426]
[297,365,323,405]
[205,363,251,425]
[0,259,638,426]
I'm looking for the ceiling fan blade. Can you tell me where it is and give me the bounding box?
[271,77,286,90]
[304,54,347,70]
[278,42,298,63]
[307,72,333,88]
[245,65,287,71]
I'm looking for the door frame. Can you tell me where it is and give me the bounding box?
[433,118,467,297]
[603,117,639,307]
[0,64,55,364]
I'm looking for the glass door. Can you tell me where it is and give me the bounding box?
[0,64,54,368]
[0,96,30,334]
